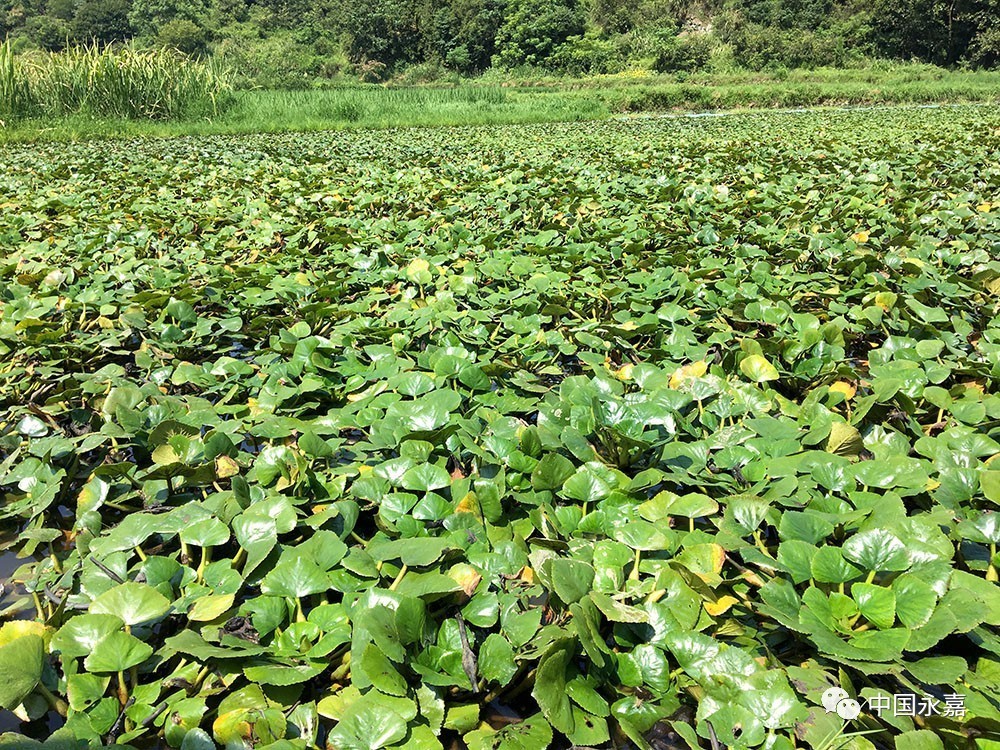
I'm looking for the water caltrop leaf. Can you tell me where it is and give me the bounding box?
[84,631,154,672]
[90,582,171,626]
[739,354,780,382]
[549,558,595,604]
[826,421,864,457]
[260,557,330,598]
[532,642,575,734]
[0,635,44,709]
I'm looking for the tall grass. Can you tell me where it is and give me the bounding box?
[0,42,232,122]
[0,41,33,122]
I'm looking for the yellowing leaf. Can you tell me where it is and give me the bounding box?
[455,492,480,517]
[826,421,864,457]
[448,563,482,597]
[739,354,780,382]
[851,230,869,243]
[406,258,433,284]
[188,594,235,622]
[705,595,739,616]
[874,292,897,310]
[829,381,856,400]
[670,360,707,388]
[0,621,53,650]
[215,455,240,479]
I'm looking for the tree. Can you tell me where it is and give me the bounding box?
[127,0,212,39]
[493,0,585,67]
[72,0,133,43]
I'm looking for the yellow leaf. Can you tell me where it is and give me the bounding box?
[616,364,634,381]
[670,360,708,388]
[705,595,739,617]
[0,621,53,649]
[829,381,856,400]
[851,230,869,243]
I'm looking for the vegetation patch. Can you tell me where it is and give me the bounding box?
[0,106,999,749]
[0,41,232,122]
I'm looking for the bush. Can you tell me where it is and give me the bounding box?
[213,31,348,88]
[726,23,848,69]
[651,31,712,73]
[356,59,388,83]
[156,19,209,56]
[549,33,622,75]
[445,44,474,73]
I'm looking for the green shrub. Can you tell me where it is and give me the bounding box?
[213,32,347,89]
[156,18,209,56]
[651,31,713,73]
[549,33,622,75]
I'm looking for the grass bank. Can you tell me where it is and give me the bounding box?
[1,65,997,142]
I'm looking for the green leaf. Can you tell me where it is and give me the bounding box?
[90,582,171,626]
[479,634,517,687]
[325,692,411,750]
[531,454,576,491]
[842,529,910,572]
[895,730,944,749]
[549,558,594,604]
[260,557,330,598]
[51,614,124,660]
[400,463,451,492]
[981,470,1000,505]
[531,642,575,734]
[360,643,408,696]
[851,582,896,629]
[368,537,457,566]
[180,516,230,547]
[84,631,154,672]
[811,546,862,583]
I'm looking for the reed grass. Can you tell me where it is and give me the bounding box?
[0,42,232,122]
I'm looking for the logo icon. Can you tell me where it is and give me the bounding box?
[822,687,862,720]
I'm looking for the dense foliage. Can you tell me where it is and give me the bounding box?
[1,105,999,748]
[1,0,999,84]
